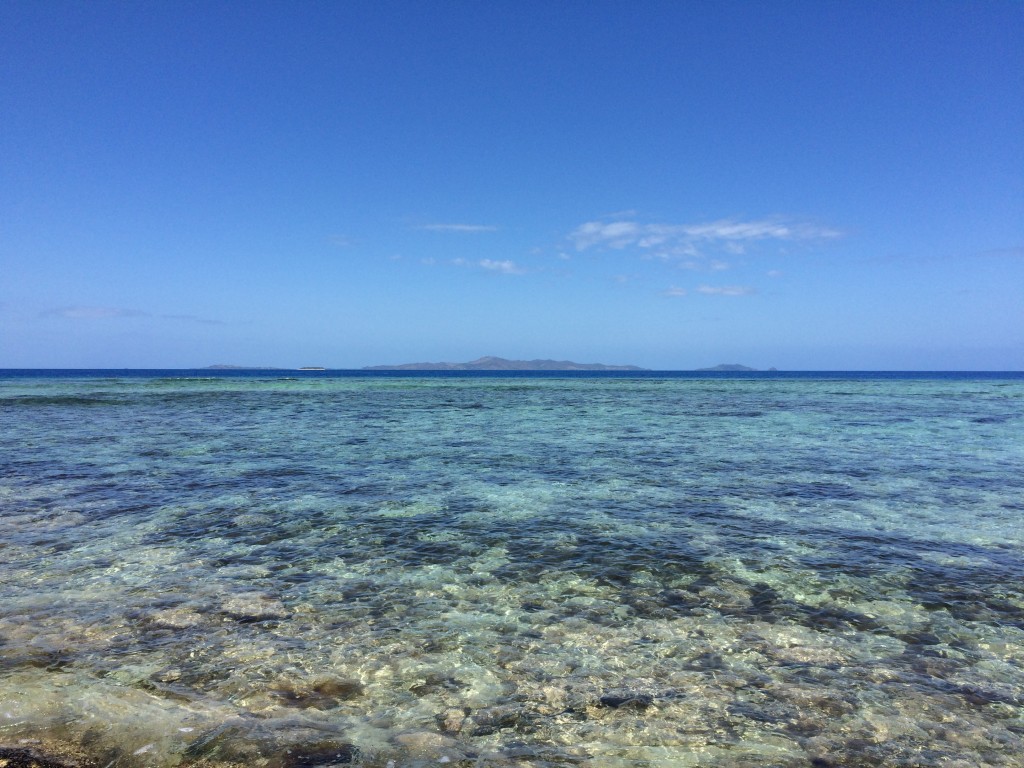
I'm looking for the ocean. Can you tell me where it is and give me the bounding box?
[1,370,1022,767]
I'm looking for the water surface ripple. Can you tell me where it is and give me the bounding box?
[1,372,1023,767]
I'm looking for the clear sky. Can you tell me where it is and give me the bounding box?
[2,1,1022,370]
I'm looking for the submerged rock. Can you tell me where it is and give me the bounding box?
[438,707,471,733]
[277,740,360,767]
[393,731,456,752]
[149,606,204,628]
[465,704,538,736]
[0,745,82,768]
[270,676,365,709]
[222,592,287,620]
[154,667,183,683]
[182,724,264,763]
[232,512,273,528]
[409,674,467,697]
[598,692,654,710]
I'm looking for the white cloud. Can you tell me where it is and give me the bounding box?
[479,259,524,275]
[421,223,498,233]
[570,220,642,250]
[569,216,840,255]
[449,258,525,274]
[697,285,757,296]
[663,286,688,297]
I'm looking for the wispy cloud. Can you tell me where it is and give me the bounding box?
[42,306,225,323]
[479,259,525,274]
[569,216,840,256]
[977,246,1024,259]
[663,286,688,297]
[159,313,226,325]
[42,306,148,319]
[696,285,757,296]
[420,223,498,233]
[451,258,525,274]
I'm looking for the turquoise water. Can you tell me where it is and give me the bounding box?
[1,371,1023,767]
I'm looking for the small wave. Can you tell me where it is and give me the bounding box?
[0,395,120,407]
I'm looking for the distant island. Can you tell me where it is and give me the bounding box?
[206,360,774,372]
[204,365,327,371]
[364,356,647,371]
[694,364,759,372]
[204,364,285,370]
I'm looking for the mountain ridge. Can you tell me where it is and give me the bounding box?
[363,356,647,371]
[694,363,760,372]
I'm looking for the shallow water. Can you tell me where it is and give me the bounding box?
[1,372,1023,767]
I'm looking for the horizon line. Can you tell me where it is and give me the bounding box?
[1,367,1022,373]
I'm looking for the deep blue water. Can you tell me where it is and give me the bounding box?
[3,368,1023,380]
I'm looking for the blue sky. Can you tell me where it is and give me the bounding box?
[2,1,1022,369]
